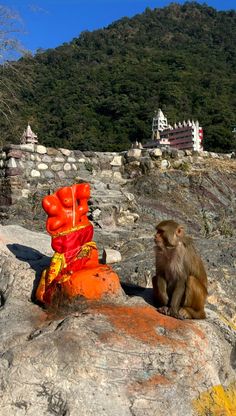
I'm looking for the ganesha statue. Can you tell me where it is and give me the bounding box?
[35,183,121,305]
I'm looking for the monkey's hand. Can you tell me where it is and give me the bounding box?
[158,306,185,320]
[157,306,171,316]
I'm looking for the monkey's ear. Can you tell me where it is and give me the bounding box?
[176,226,184,237]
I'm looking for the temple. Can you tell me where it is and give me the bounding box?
[20,124,38,144]
[144,109,203,151]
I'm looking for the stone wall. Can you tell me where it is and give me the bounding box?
[0,144,126,228]
[0,143,234,229]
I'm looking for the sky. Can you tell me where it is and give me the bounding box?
[1,0,236,54]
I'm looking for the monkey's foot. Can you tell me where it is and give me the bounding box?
[178,308,191,319]
[157,306,170,316]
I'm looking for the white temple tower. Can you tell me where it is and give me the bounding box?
[149,109,203,151]
[20,124,38,144]
[152,108,168,139]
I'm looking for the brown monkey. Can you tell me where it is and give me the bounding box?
[152,220,207,319]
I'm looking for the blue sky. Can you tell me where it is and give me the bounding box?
[1,0,235,54]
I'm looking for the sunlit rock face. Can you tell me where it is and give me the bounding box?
[0,220,235,415]
[0,146,235,414]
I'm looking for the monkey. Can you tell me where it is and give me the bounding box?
[152,220,207,319]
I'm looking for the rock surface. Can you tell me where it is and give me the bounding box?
[0,223,235,416]
[0,150,236,415]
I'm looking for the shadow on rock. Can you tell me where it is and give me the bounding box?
[230,343,236,370]
[121,282,155,306]
[7,243,51,302]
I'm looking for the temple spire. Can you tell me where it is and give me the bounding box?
[20,123,38,144]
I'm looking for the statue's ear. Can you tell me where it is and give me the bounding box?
[176,225,184,238]
[75,183,90,199]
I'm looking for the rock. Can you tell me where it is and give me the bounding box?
[126,148,142,158]
[57,171,66,179]
[124,161,142,179]
[91,208,101,220]
[222,154,232,160]
[51,163,63,171]
[199,151,209,158]
[117,210,139,225]
[0,236,235,416]
[25,161,34,169]
[41,155,52,163]
[0,173,236,416]
[55,156,65,162]
[113,171,126,183]
[38,163,48,170]
[20,143,35,152]
[172,160,183,169]
[161,146,172,157]
[209,152,219,158]
[44,171,55,179]
[0,224,51,255]
[60,148,71,156]
[170,149,185,159]
[184,156,193,163]
[7,150,23,159]
[161,159,171,169]
[93,181,107,191]
[169,148,179,158]
[102,248,122,264]
[5,167,22,176]
[6,158,17,168]
[21,189,30,198]
[98,169,112,179]
[110,155,123,166]
[30,169,40,177]
[36,145,47,154]
[140,157,154,173]
[64,163,71,171]
[0,151,6,159]
[150,148,162,158]
[47,147,60,156]
[122,191,135,202]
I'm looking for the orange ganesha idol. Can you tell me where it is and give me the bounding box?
[35,183,122,305]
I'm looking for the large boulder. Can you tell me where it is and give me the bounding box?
[0,225,235,415]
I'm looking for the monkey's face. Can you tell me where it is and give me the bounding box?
[155,221,185,249]
[154,229,166,249]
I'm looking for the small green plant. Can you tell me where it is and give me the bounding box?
[201,209,212,238]
[181,162,191,172]
[84,161,93,173]
[218,211,234,237]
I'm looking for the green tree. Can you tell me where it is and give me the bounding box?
[1,2,236,152]
[0,5,30,145]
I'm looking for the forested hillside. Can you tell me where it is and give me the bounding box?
[1,2,236,152]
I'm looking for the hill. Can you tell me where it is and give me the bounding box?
[1,1,236,152]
